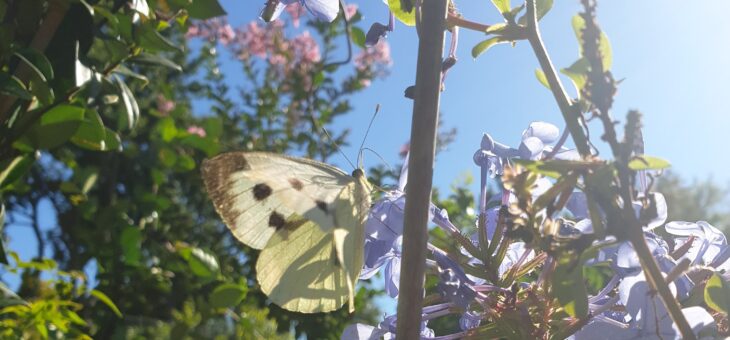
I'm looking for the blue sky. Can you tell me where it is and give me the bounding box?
[221,0,730,193]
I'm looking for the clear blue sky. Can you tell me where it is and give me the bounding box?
[220,0,730,193]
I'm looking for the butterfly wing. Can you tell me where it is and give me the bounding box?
[202,152,371,313]
[201,152,351,250]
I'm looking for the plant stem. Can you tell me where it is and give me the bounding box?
[396,0,448,338]
[447,13,490,32]
[524,0,591,157]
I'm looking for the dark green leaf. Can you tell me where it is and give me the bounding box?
[23,105,85,149]
[71,109,108,151]
[181,135,218,157]
[113,65,149,86]
[178,245,220,279]
[14,48,54,81]
[113,74,139,130]
[136,22,181,53]
[186,0,227,20]
[120,226,142,266]
[91,290,122,317]
[472,37,507,59]
[0,73,32,100]
[627,155,670,171]
[103,128,122,151]
[210,283,247,309]
[202,117,223,138]
[0,153,36,190]
[129,53,183,72]
[350,27,366,48]
[705,273,730,314]
[551,254,588,318]
[158,147,177,168]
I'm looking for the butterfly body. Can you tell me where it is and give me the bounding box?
[201,152,370,313]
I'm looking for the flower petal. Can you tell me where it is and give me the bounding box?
[303,0,339,22]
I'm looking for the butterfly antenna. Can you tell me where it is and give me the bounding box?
[321,125,356,170]
[361,147,394,174]
[357,104,381,169]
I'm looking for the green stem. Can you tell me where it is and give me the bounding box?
[395,0,448,338]
[524,0,591,157]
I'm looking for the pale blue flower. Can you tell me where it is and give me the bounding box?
[261,0,339,23]
[665,220,728,267]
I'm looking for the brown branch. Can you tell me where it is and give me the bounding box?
[396,0,448,338]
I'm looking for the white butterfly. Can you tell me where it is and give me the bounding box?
[201,152,371,313]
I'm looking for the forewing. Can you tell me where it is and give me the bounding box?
[201,152,351,249]
[257,216,348,313]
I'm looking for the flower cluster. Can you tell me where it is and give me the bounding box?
[345,122,726,339]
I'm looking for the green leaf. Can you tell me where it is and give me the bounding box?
[23,105,86,149]
[157,117,178,142]
[186,0,226,20]
[129,53,183,72]
[202,117,223,138]
[209,283,247,309]
[0,73,32,100]
[178,245,220,279]
[158,147,177,168]
[534,69,549,89]
[0,153,36,190]
[14,48,54,81]
[103,128,122,151]
[571,15,613,70]
[388,0,415,26]
[705,273,730,314]
[0,282,25,307]
[113,65,149,87]
[181,135,218,157]
[560,58,590,92]
[514,159,604,179]
[120,226,141,266]
[90,289,122,318]
[350,27,366,48]
[627,155,670,171]
[491,0,511,15]
[71,109,108,151]
[136,22,181,53]
[472,37,508,59]
[113,74,139,130]
[551,254,588,318]
[518,0,553,24]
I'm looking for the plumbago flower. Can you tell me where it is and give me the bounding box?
[259,0,340,23]
[344,122,729,339]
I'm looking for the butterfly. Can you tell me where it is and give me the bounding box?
[201,152,371,313]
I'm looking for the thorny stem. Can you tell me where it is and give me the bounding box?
[523,0,697,338]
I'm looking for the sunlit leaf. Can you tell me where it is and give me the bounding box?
[350,27,366,48]
[472,37,508,59]
[627,155,670,171]
[23,105,86,149]
[0,73,32,100]
[535,69,549,89]
[113,74,139,130]
[560,58,590,92]
[129,53,183,72]
[91,290,122,317]
[491,0,511,15]
[388,0,415,26]
[177,244,220,279]
[0,153,36,190]
[551,254,588,318]
[705,273,730,314]
[14,48,54,81]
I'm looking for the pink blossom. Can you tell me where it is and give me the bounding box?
[156,95,175,116]
[187,126,206,137]
[291,31,321,64]
[354,40,392,79]
[345,4,358,20]
[218,24,235,45]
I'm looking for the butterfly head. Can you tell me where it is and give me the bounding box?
[351,169,365,178]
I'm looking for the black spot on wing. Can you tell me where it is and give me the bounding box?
[315,200,328,213]
[268,211,286,230]
[253,183,272,201]
[288,178,304,191]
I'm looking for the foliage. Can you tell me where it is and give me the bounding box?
[0,0,388,338]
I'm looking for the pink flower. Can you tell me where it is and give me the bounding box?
[354,40,392,80]
[218,24,235,45]
[345,4,358,20]
[156,95,175,116]
[187,126,206,138]
[291,31,321,64]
